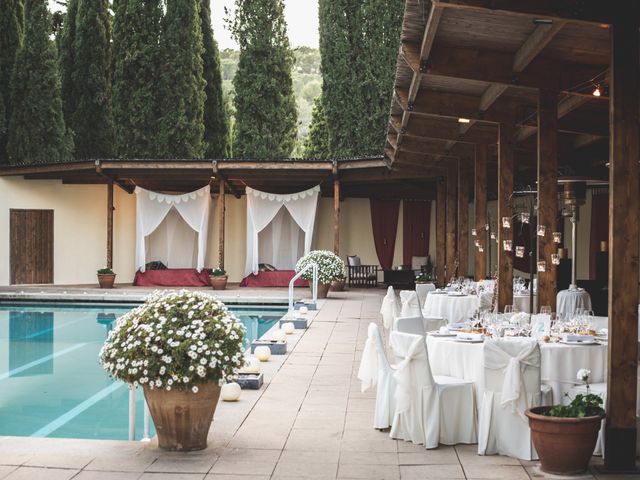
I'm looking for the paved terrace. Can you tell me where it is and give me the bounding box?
[0,289,634,480]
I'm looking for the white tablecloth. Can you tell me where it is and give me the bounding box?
[423,292,480,323]
[557,289,592,317]
[426,335,607,405]
[415,283,436,307]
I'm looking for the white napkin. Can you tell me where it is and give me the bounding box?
[563,333,594,342]
[456,332,483,341]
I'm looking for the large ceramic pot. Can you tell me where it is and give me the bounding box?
[209,275,228,290]
[526,406,603,475]
[144,383,221,451]
[314,283,331,299]
[97,273,116,289]
[330,279,346,292]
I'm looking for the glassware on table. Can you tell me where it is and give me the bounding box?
[540,306,552,315]
[504,305,513,314]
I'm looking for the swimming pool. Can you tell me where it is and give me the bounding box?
[0,302,286,440]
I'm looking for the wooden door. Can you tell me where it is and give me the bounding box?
[10,209,54,284]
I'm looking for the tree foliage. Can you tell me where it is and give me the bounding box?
[59,0,78,129]
[303,95,329,159]
[112,0,163,158]
[68,0,113,158]
[228,0,297,158]
[157,0,205,158]
[200,0,229,158]
[0,0,24,162]
[7,0,73,164]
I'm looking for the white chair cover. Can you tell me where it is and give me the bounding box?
[390,332,476,448]
[400,290,424,319]
[380,286,400,329]
[395,316,426,336]
[478,338,541,460]
[416,283,436,307]
[135,186,211,272]
[424,316,448,332]
[357,323,396,429]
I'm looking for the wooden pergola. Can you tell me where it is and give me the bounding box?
[385,0,638,470]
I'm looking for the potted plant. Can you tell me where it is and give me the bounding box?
[295,250,346,299]
[97,267,116,289]
[209,268,228,290]
[525,369,605,475]
[415,271,431,284]
[330,272,346,292]
[100,290,245,451]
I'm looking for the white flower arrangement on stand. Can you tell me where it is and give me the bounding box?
[295,250,346,298]
[99,290,246,451]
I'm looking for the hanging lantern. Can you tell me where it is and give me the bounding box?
[474,239,481,247]
[490,232,496,240]
[552,232,562,244]
[471,228,477,236]
[503,240,512,252]
[485,223,490,231]
[537,225,546,237]
[502,217,511,229]
[515,246,525,258]
[537,261,547,272]
[521,212,530,224]
[479,247,484,253]
[551,253,560,265]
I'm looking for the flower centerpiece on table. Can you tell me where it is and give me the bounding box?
[295,250,346,298]
[100,290,245,451]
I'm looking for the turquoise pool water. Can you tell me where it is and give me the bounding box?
[0,302,286,440]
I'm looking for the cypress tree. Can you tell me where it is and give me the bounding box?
[0,0,24,162]
[303,95,330,159]
[229,0,297,158]
[157,0,205,158]
[59,0,78,127]
[7,0,73,164]
[69,0,113,158]
[200,0,229,158]
[112,0,163,158]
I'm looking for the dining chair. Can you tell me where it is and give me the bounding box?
[380,286,400,330]
[389,331,477,448]
[399,290,423,319]
[396,315,447,335]
[478,338,543,460]
[357,323,397,430]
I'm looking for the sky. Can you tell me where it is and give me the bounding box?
[47,0,319,50]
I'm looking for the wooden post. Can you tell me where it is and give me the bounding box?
[458,157,470,278]
[436,178,446,286]
[604,9,639,471]
[474,144,488,281]
[446,162,458,282]
[106,180,114,269]
[498,123,514,311]
[333,177,340,255]
[218,181,225,269]
[537,90,558,312]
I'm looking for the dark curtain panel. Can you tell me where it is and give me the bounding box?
[513,219,536,274]
[589,190,609,280]
[402,200,431,266]
[370,199,400,269]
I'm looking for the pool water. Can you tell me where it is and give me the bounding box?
[0,303,286,440]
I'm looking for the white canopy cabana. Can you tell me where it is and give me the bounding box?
[135,185,212,272]
[244,185,320,276]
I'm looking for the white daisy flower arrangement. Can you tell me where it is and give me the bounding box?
[295,250,346,285]
[100,290,245,393]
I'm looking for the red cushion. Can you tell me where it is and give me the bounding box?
[133,269,211,287]
[240,270,308,288]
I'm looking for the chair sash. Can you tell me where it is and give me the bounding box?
[380,286,399,329]
[484,340,539,419]
[400,290,423,319]
[357,323,380,392]
[391,333,429,414]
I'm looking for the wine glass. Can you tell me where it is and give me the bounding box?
[540,306,552,316]
[504,305,513,314]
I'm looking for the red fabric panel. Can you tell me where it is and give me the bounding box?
[513,220,535,274]
[402,200,431,266]
[370,199,400,270]
[239,271,308,287]
[133,269,211,287]
[589,191,609,280]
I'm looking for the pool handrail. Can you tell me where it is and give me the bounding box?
[128,384,151,442]
[288,262,318,313]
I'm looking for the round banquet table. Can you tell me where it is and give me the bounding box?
[556,289,592,317]
[426,335,607,405]
[423,292,480,324]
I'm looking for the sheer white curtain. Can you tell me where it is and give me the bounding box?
[135,186,212,272]
[244,185,320,276]
[258,208,304,270]
[146,209,198,268]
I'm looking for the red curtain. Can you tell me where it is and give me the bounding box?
[370,199,400,270]
[513,219,535,274]
[402,200,431,266]
[589,190,609,280]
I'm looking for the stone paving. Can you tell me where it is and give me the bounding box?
[0,289,638,479]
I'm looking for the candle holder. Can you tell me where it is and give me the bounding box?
[471,228,477,236]
[551,253,560,265]
[502,217,511,229]
[515,246,525,258]
[479,247,484,253]
[521,212,530,224]
[474,239,481,247]
[490,232,496,240]
[503,240,513,252]
[553,232,562,244]
[537,260,547,272]
[485,223,490,231]
[537,225,546,237]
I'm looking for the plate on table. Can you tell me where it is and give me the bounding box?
[454,337,484,343]
[559,339,599,346]
[428,331,456,337]
[447,292,465,297]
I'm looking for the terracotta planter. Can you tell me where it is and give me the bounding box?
[209,275,228,290]
[314,283,330,299]
[97,273,116,289]
[330,279,346,292]
[526,406,603,475]
[144,383,221,451]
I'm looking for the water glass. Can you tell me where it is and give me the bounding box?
[540,306,552,315]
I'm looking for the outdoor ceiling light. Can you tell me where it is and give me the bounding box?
[458,118,470,124]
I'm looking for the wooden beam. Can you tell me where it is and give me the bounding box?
[106,181,114,269]
[537,90,558,312]
[446,163,458,282]
[517,94,593,142]
[474,144,488,280]
[479,84,509,112]
[212,162,242,199]
[218,181,225,269]
[458,157,471,277]
[605,9,639,471]
[392,116,499,144]
[512,22,566,72]
[436,178,447,286]
[497,123,515,311]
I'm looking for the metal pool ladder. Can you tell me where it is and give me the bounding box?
[288,262,318,314]
[128,386,151,442]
